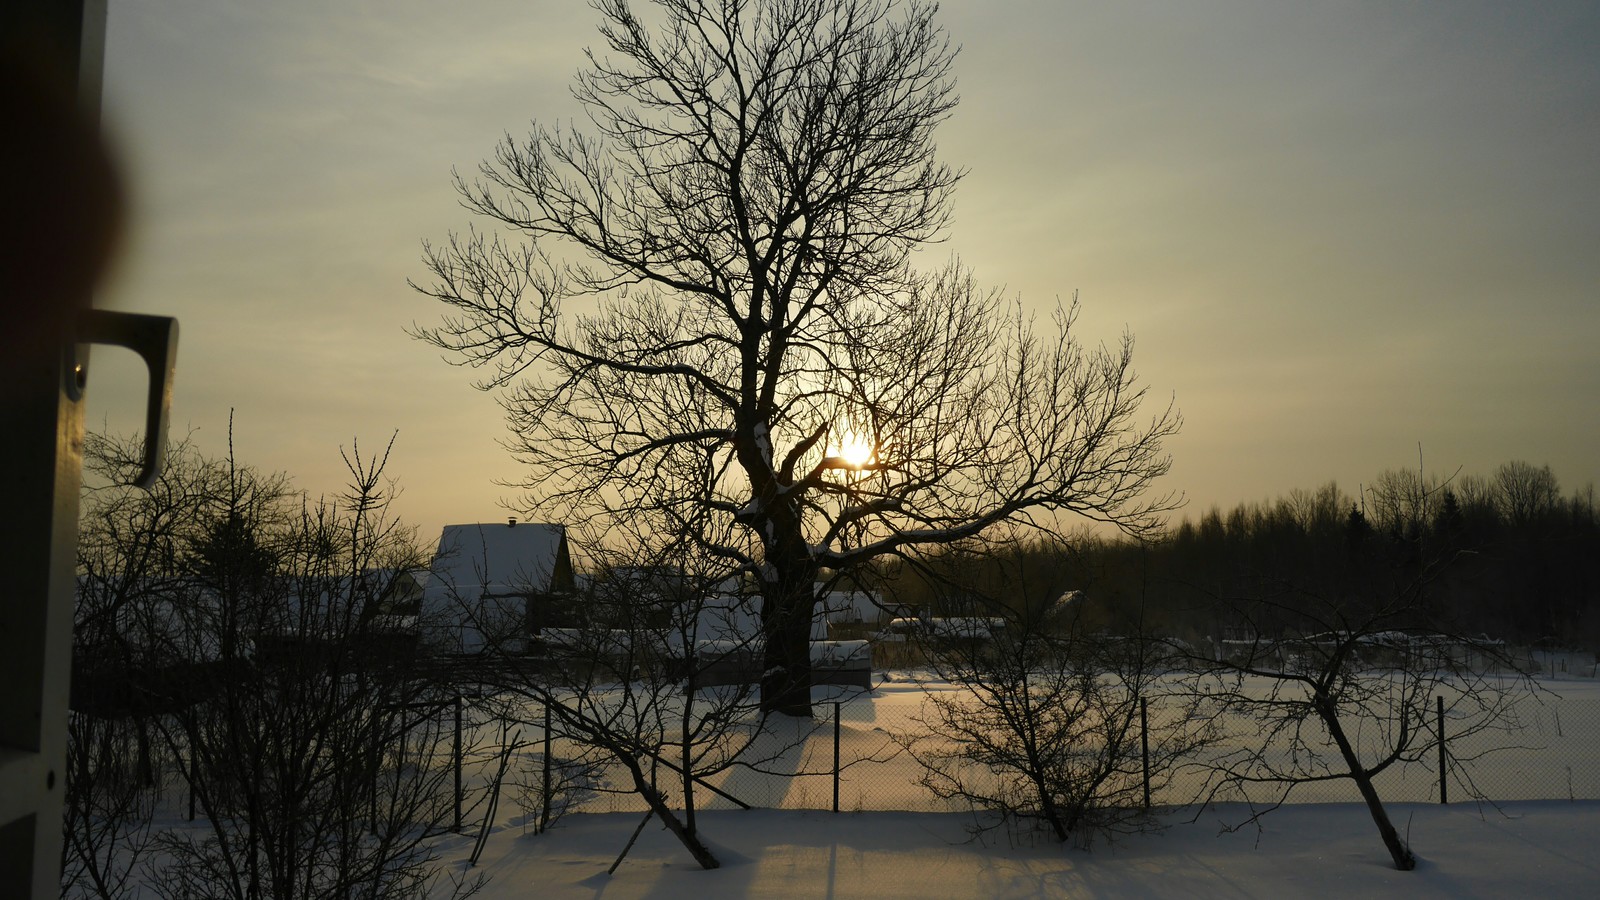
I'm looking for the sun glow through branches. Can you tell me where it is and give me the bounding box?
[831,433,875,469]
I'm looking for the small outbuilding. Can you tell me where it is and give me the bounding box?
[421,520,575,654]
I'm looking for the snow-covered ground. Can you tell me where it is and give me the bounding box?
[446,801,1600,898]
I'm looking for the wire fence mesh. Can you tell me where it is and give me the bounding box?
[447,659,1600,838]
[101,656,1600,858]
[1446,669,1600,803]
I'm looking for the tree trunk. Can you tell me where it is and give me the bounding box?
[135,716,155,787]
[626,760,720,869]
[1031,768,1071,843]
[759,553,816,718]
[1317,697,1415,870]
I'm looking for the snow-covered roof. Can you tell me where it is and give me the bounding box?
[426,521,570,599]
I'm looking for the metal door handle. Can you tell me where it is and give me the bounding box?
[74,310,178,489]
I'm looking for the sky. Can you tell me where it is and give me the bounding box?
[91,0,1600,546]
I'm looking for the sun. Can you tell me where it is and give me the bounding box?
[831,432,875,469]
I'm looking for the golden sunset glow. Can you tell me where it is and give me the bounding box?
[831,433,875,469]
[90,0,1600,542]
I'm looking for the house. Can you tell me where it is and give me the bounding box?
[421,520,575,654]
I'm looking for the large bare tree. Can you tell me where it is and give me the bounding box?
[415,0,1179,716]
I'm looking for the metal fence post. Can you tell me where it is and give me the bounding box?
[833,701,842,814]
[370,724,380,834]
[453,694,463,832]
[540,700,553,834]
[187,746,197,822]
[1140,695,1151,810]
[1437,694,1447,805]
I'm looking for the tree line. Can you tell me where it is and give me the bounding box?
[891,460,1600,652]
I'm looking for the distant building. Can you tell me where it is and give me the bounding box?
[816,586,916,640]
[421,520,575,654]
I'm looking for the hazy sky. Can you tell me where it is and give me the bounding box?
[93,0,1600,543]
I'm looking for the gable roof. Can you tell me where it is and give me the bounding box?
[426,521,571,599]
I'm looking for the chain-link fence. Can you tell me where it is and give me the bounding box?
[1439,670,1600,803]
[446,660,1600,839]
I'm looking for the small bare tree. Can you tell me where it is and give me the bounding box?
[152,438,472,900]
[1176,468,1541,871]
[67,433,229,899]
[899,537,1209,845]
[1182,589,1538,869]
[72,431,479,900]
[60,712,158,900]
